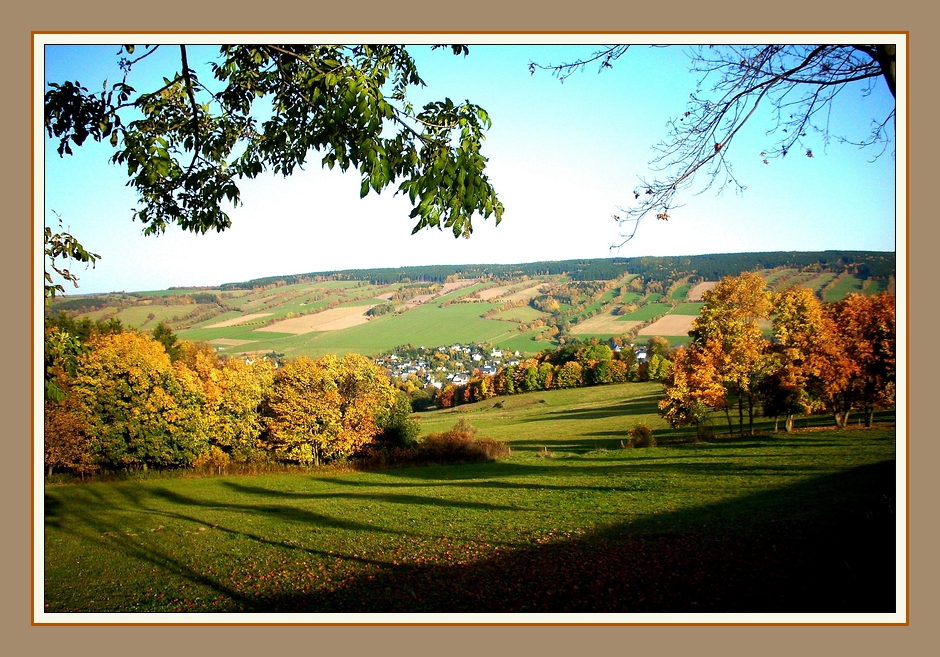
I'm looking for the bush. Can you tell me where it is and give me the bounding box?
[629,423,656,448]
[193,446,231,474]
[417,419,509,464]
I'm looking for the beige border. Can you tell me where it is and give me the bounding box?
[10,2,929,653]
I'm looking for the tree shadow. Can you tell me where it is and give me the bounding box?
[520,395,664,423]
[44,456,897,614]
[256,459,897,614]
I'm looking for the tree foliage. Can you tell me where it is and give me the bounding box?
[533,44,896,245]
[263,353,397,466]
[70,331,208,469]
[45,44,503,241]
[44,213,100,303]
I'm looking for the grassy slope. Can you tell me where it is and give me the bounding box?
[44,383,897,614]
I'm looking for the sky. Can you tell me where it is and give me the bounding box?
[39,36,901,295]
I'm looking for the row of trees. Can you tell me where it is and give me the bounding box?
[659,273,895,437]
[418,338,673,410]
[44,322,411,476]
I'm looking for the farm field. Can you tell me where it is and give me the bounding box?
[638,313,696,337]
[43,382,897,614]
[618,303,672,321]
[571,313,642,336]
[51,253,895,362]
[824,274,868,302]
[687,281,717,301]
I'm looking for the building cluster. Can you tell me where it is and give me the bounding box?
[374,343,522,389]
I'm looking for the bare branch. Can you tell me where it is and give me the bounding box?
[533,44,896,249]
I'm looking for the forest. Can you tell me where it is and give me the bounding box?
[216,251,895,289]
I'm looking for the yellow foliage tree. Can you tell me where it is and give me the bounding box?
[263,353,396,466]
[71,331,208,470]
[180,343,276,463]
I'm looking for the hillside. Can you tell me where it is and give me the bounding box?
[46,251,895,360]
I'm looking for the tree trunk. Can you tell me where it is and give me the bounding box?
[873,44,896,98]
[747,393,755,436]
[737,395,744,437]
[785,414,794,433]
[724,408,734,436]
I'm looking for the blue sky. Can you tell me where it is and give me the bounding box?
[40,38,900,295]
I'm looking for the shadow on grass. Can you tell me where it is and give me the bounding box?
[520,395,664,423]
[255,459,896,614]
[45,455,897,614]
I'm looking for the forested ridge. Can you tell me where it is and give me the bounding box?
[218,251,894,289]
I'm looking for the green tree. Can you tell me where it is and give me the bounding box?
[375,391,421,449]
[45,44,503,245]
[151,322,181,361]
[44,213,100,303]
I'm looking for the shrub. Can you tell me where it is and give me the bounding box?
[629,423,656,448]
[417,419,509,464]
[193,445,231,474]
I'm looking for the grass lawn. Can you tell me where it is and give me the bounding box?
[44,383,897,615]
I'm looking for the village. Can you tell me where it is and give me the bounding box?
[373,341,649,390]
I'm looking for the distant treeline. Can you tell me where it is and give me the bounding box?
[219,251,895,290]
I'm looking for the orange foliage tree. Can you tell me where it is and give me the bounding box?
[826,292,896,427]
[690,272,772,436]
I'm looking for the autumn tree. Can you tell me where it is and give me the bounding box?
[659,345,727,439]
[689,272,772,436]
[760,287,831,432]
[43,327,96,476]
[555,361,584,389]
[263,353,397,466]
[827,292,896,427]
[533,44,896,244]
[70,331,208,470]
[181,343,276,463]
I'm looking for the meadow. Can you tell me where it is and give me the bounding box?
[43,382,897,615]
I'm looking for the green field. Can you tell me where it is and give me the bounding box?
[670,283,691,300]
[493,306,549,323]
[492,328,552,356]
[253,297,518,359]
[672,302,704,316]
[43,382,897,614]
[823,274,867,302]
[618,303,673,321]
